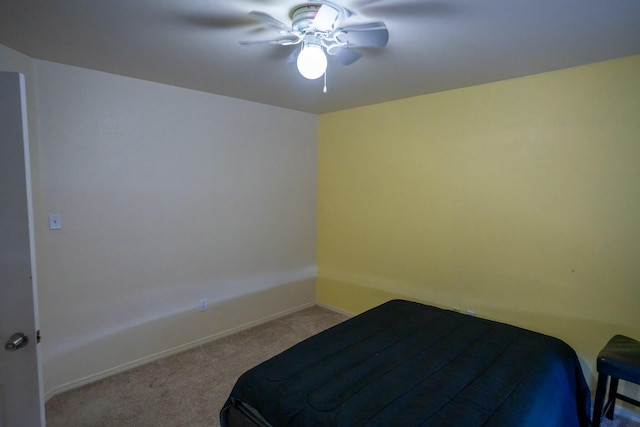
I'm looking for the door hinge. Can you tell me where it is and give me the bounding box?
[36,329,41,344]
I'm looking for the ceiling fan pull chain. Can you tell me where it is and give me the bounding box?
[323,69,328,93]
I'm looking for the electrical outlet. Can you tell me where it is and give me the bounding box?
[199,299,208,312]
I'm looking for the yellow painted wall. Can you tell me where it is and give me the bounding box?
[317,55,640,391]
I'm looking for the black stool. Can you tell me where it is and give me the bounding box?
[592,335,640,427]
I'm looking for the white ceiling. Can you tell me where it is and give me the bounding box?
[1,0,639,114]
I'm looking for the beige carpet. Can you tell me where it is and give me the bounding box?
[46,305,348,427]
[46,305,640,427]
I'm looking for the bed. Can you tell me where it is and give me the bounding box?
[220,299,591,426]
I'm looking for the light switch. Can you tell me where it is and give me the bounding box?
[48,213,62,230]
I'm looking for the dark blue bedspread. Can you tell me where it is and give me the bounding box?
[221,299,591,426]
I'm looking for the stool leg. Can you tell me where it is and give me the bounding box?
[593,373,608,427]
[605,377,619,419]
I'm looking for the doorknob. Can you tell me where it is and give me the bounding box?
[5,332,28,351]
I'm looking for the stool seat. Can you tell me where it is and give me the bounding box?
[592,334,640,427]
[597,335,640,383]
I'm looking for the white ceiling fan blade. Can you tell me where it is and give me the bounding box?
[313,4,339,31]
[355,0,459,18]
[317,0,355,19]
[337,21,388,32]
[335,22,389,47]
[247,10,291,32]
[240,35,300,46]
[329,47,362,65]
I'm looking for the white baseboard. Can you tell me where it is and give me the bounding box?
[315,301,354,318]
[44,281,315,401]
[45,301,314,401]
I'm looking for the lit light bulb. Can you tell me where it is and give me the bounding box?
[296,44,327,80]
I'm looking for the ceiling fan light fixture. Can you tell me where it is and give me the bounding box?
[296,43,327,80]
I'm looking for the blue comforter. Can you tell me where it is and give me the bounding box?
[221,299,591,426]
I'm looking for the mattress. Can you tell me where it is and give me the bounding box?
[221,299,591,426]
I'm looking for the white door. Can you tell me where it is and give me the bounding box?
[0,72,45,426]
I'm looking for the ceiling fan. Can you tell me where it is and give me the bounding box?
[239,1,389,86]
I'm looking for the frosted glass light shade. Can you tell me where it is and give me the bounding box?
[297,44,327,80]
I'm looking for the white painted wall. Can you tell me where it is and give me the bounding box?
[2,44,318,397]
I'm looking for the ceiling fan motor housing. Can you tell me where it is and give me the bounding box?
[290,4,323,32]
